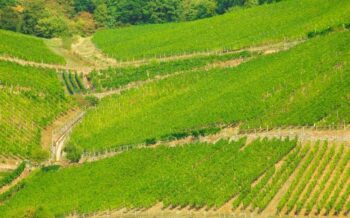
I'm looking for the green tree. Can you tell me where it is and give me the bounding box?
[181,0,216,21]
[35,16,69,38]
[0,6,23,31]
[20,0,48,35]
[144,0,180,23]
[93,2,113,27]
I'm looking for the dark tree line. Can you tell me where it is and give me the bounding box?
[0,0,281,38]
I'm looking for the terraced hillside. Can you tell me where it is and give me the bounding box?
[69,31,350,153]
[92,0,350,60]
[0,61,73,160]
[0,1,350,217]
[0,30,65,64]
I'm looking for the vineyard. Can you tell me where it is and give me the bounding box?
[0,60,73,160]
[0,0,350,217]
[92,0,350,60]
[0,30,65,64]
[89,51,251,91]
[68,31,350,153]
[0,138,297,217]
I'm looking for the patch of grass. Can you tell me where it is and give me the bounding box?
[0,29,65,64]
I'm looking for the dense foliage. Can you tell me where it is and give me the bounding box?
[0,29,65,64]
[90,51,251,91]
[69,31,350,152]
[92,0,350,60]
[0,138,296,216]
[0,61,72,160]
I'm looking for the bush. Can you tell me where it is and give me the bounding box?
[41,165,60,173]
[145,138,157,145]
[64,144,83,162]
[307,27,333,38]
[31,149,49,162]
[85,95,99,107]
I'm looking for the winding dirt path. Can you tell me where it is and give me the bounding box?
[51,111,86,162]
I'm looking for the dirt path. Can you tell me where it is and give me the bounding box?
[71,36,117,69]
[51,111,86,162]
[41,108,82,151]
[45,38,91,69]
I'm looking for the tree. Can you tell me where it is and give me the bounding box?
[35,16,69,38]
[93,2,114,27]
[0,6,23,31]
[181,0,216,21]
[144,0,181,23]
[0,0,17,8]
[216,0,245,14]
[115,0,145,24]
[20,0,48,35]
[75,11,96,35]
[74,0,95,12]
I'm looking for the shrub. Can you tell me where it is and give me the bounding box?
[41,165,60,173]
[64,144,83,162]
[145,138,157,145]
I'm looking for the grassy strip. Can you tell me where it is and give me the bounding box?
[69,72,80,93]
[75,73,86,92]
[63,72,74,95]
[0,162,25,189]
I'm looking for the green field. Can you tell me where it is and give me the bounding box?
[92,0,350,60]
[0,30,65,64]
[0,61,73,160]
[69,31,350,152]
[90,51,251,91]
[0,138,296,217]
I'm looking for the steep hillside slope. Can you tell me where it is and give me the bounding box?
[0,139,296,217]
[0,61,72,160]
[70,31,350,152]
[0,30,65,64]
[92,0,350,60]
